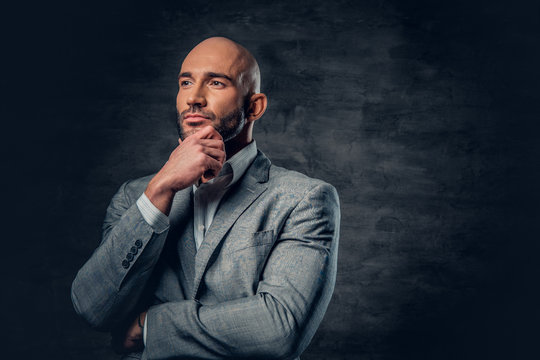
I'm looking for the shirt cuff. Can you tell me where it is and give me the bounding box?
[136,193,169,233]
[143,313,147,345]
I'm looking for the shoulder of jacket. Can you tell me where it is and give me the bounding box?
[267,164,336,197]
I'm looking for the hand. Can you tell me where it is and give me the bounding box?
[145,126,225,214]
[112,312,146,354]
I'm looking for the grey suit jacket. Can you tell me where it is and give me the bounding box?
[71,150,340,359]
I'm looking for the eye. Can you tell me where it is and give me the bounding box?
[180,80,192,87]
[210,80,225,87]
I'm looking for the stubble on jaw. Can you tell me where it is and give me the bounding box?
[176,106,246,142]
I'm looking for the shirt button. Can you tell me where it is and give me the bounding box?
[135,240,143,248]
[198,225,204,232]
[130,246,138,255]
[122,260,130,269]
[126,253,134,261]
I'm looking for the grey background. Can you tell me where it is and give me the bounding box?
[2,0,539,359]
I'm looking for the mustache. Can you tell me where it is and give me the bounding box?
[178,106,216,121]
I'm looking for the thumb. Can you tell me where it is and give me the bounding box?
[178,138,182,145]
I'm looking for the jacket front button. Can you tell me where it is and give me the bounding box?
[122,260,130,269]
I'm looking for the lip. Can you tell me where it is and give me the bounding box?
[183,114,210,126]
[184,113,210,120]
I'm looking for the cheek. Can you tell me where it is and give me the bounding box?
[211,92,242,114]
[176,92,183,108]
[176,91,193,113]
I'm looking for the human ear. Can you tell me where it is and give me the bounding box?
[246,93,268,122]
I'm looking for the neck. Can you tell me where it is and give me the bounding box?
[225,125,253,160]
[225,138,250,160]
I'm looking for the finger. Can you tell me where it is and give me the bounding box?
[206,127,222,141]
[201,146,226,163]
[201,157,223,183]
[196,125,223,141]
[206,156,224,173]
[191,125,213,139]
[198,138,226,150]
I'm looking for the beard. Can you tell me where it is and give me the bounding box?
[176,104,246,142]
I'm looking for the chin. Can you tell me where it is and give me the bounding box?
[180,124,216,140]
[182,129,199,139]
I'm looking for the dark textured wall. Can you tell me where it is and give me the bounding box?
[3,0,539,359]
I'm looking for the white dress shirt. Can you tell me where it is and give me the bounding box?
[135,140,258,345]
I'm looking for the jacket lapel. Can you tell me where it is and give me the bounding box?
[192,151,271,299]
[168,188,196,296]
[169,187,193,228]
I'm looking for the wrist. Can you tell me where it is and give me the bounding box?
[145,178,175,215]
[145,178,173,198]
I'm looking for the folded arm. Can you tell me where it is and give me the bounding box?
[144,183,340,359]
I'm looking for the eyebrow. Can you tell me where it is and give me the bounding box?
[179,71,233,82]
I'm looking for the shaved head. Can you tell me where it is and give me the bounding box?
[182,37,261,94]
[176,37,267,156]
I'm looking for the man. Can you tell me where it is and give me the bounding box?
[71,37,340,360]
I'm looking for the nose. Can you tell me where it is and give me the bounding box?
[186,84,207,108]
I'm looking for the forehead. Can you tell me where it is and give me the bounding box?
[180,45,245,78]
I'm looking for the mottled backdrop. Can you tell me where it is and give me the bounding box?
[3,0,539,359]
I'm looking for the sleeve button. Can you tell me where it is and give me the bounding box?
[130,246,138,255]
[122,260,130,269]
[135,240,143,248]
[126,252,134,261]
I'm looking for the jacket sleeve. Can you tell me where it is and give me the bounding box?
[71,180,170,330]
[143,183,340,360]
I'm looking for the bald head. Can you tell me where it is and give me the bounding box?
[176,37,268,153]
[182,37,261,94]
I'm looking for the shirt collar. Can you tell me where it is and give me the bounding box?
[224,140,258,188]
